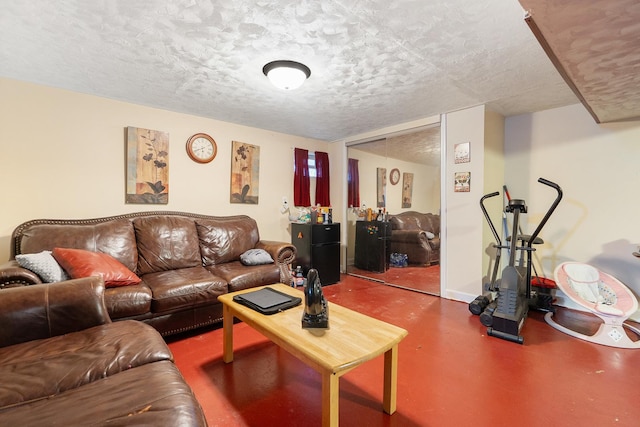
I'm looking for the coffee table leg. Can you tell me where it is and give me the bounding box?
[321,372,339,427]
[222,304,234,363]
[383,344,399,414]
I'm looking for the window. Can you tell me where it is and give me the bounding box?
[308,152,317,178]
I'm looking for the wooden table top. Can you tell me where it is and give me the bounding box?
[218,283,408,375]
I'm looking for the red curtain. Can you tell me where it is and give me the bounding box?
[314,151,330,206]
[294,148,310,206]
[348,158,360,208]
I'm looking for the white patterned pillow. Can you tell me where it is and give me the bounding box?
[15,250,70,283]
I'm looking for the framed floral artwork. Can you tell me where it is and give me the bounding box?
[402,172,414,208]
[230,140,260,204]
[125,126,169,204]
[376,167,387,208]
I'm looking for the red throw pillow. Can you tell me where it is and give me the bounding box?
[52,247,141,287]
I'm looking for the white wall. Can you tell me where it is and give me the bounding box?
[0,78,332,263]
[505,103,640,318]
[482,110,506,285]
[442,106,487,301]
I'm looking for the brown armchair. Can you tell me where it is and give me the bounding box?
[388,211,440,266]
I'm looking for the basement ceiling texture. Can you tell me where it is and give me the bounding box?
[0,0,595,141]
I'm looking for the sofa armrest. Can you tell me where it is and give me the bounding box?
[256,240,296,264]
[0,260,43,288]
[256,240,297,284]
[0,276,111,348]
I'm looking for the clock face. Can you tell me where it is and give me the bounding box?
[390,168,400,185]
[186,133,217,163]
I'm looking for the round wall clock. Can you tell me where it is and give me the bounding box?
[390,168,400,185]
[186,133,217,163]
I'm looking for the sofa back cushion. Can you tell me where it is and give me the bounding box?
[133,216,201,275]
[390,213,421,231]
[17,219,138,272]
[196,216,259,265]
[390,211,440,235]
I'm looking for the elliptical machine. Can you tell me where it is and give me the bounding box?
[470,178,563,344]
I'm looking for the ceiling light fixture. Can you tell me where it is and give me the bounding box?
[262,60,311,90]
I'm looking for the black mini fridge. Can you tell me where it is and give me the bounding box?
[354,221,391,272]
[291,222,341,285]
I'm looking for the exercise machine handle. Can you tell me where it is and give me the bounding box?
[528,178,563,247]
[480,191,501,246]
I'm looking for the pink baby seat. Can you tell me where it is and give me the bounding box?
[545,262,640,349]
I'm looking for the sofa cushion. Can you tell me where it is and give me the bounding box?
[133,216,202,275]
[104,283,153,319]
[0,320,171,408]
[18,219,138,272]
[142,266,228,313]
[207,261,280,293]
[196,216,260,265]
[15,250,69,283]
[0,361,206,427]
[52,247,142,287]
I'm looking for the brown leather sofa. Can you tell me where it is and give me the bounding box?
[0,276,207,426]
[388,211,441,266]
[0,211,296,336]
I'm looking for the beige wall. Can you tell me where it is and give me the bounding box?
[346,148,440,215]
[0,78,333,263]
[505,104,640,318]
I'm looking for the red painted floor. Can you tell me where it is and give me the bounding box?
[348,264,440,295]
[167,275,640,426]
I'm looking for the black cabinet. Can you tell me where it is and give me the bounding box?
[291,223,341,285]
[354,221,391,273]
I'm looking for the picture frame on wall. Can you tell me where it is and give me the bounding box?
[454,171,471,192]
[125,126,169,204]
[230,140,260,204]
[454,141,470,164]
[402,172,414,208]
[376,167,386,208]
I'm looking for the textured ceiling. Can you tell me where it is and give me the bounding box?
[349,126,441,166]
[0,0,579,141]
[519,0,640,123]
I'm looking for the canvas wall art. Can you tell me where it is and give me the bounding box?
[230,140,260,204]
[125,126,169,204]
[376,167,387,208]
[402,172,414,208]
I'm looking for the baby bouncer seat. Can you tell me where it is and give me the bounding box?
[545,262,640,349]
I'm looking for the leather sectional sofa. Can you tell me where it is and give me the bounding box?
[0,276,207,425]
[388,211,441,266]
[0,211,296,336]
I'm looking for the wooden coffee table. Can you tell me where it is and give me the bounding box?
[218,283,408,427]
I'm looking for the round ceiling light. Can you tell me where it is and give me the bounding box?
[262,60,311,90]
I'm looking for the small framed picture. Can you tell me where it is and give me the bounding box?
[454,142,470,164]
[454,172,471,192]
